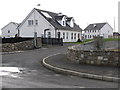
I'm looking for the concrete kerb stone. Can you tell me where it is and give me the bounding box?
[0,51,24,55]
[42,53,120,83]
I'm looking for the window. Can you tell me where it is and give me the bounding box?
[71,33,73,39]
[90,35,91,38]
[8,30,10,33]
[63,32,65,39]
[74,33,76,39]
[48,32,51,38]
[78,33,80,39]
[85,35,87,39]
[88,35,89,38]
[28,20,33,26]
[35,20,38,25]
[66,32,68,39]
[63,21,66,26]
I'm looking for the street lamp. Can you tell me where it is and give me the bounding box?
[34,4,40,48]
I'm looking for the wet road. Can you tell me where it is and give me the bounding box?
[1,43,118,88]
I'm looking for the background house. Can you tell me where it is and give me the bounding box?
[18,8,82,42]
[84,22,113,39]
[1,22,19,38]
[113,32,120,38]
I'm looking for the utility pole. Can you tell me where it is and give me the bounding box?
[114,17,116,32]
[34,4,40,48]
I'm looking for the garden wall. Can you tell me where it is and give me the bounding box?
[2,37,42,52]
[67,45,119,67]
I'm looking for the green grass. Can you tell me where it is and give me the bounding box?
[103,38,120,42]
[65,38,120,44]
[65,39,93,44]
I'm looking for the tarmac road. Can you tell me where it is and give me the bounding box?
[1,43,118,88]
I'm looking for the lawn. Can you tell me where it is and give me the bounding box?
[65,39,93,44]
[103,38,120,42]
[65,38,120,44]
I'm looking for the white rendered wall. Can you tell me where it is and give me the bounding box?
[19,10,55,38]
[84,23,113,39]
[84,30,100,39]
[57,30,82,42]
[1,22,18,38]
[100,23,113,38]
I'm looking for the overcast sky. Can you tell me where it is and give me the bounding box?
[0,0,119,35]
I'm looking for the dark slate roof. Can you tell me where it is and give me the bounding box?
[35,8,82,31]
[84,23,107,30]
[54,15,65,20]
[66,17,73,22]
[1,22,19,30]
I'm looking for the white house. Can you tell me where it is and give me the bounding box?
[84,22,113,39]
[1,22,19,38]
[18,8,82,42]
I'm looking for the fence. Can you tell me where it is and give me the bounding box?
[1,37,63,46]
[2,37,34,43]
[42,38,63,46]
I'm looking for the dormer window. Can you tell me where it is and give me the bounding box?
[63,21,65,26]
[55,15,66,26]
[66,17,74,28]
[62,16,66,26]
[93,24,97,27]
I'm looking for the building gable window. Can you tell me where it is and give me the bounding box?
[35,20,38,25]
[28,20,34,26]
[8,30,10,33]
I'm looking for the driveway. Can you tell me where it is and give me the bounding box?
[1,43,118,88]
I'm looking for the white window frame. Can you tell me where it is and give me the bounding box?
[28,20,34,26]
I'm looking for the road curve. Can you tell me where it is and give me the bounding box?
[2,43,118,88]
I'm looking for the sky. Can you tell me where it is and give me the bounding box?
[0,0,119,35]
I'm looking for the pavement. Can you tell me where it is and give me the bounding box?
[42,53,119,82]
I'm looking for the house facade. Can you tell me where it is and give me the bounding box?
[1,22,19,38]
[18,8,82,42]
[84,22,113,39]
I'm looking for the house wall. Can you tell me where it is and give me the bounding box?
[19,9,82,42]
[100,23,113,38]
[84,30,100,39]
[19,10,55,38]
[84,23,113,39]
[2,23,18,38]
[57,30,82,42]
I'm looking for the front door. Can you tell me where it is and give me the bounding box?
[58,32,60,38]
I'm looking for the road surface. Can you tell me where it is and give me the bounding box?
[1,43,118,88]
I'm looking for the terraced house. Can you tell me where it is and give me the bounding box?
[18,8,82,42]
[84,22,113,39]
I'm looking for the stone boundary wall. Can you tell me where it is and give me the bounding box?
[67,45,119,67]
[1,38,42,52]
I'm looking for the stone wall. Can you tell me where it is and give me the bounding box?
[1,37,42,52]
[67,45,119,67]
